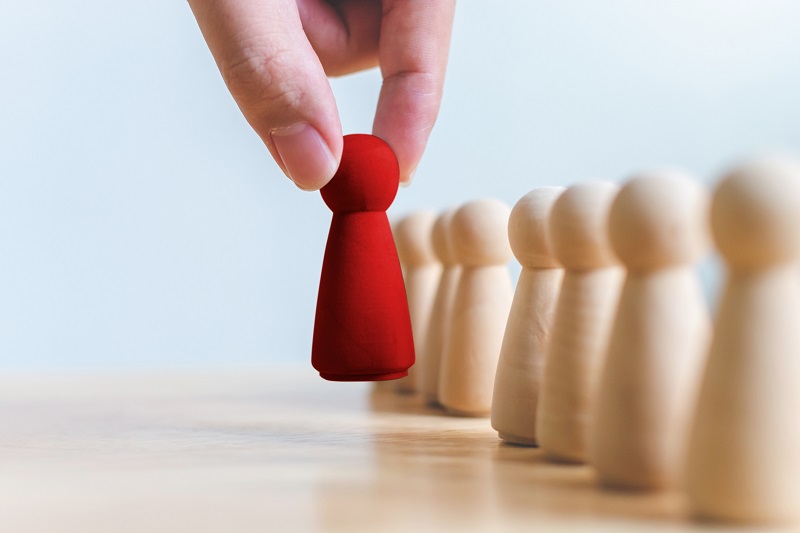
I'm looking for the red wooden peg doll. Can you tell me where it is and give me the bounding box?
[312,134,415,381]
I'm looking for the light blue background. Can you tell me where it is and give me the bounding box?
[2,1,799,369]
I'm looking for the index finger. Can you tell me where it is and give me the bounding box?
[372,0,456,184]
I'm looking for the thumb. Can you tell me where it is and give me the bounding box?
[188,0,342,190]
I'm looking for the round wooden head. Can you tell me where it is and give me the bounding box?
[508,187,564,269]
[395,210,438,267]
[711,156,800,270]
[609,171,709,272]
[451,199,513,267]
[431,209,458,267]
[321,134,399,214]
[549,181,619,271]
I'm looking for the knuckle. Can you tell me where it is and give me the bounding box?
[222,43,307,118]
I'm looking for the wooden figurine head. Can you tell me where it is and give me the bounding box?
[711,157,800,270]
[609,171,709,273]
[508,187,564,269]
[451,199,513,267]
[549,181,619,271]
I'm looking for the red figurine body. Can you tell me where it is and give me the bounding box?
[312,134,415,381]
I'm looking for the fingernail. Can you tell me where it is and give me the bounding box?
[400,168,416,188]
[270,123,338,191]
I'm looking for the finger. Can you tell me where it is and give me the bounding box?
[373,0,456,183]
[296,0,382,76]
[188,0,343,190]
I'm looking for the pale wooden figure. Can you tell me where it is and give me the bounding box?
[439,199,513,416]
[590,171,710,491]
[685,157,800,523]
[536,182,623,463]
[393,210,442,394]
[491,187,564,445]
[420,209,461,406]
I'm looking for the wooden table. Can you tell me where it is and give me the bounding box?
[0,368,788,532]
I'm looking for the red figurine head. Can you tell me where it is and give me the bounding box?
[321,134,399,214]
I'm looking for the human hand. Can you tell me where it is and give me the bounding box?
[188,0,456,190]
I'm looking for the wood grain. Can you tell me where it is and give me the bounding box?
[0,369,787,532]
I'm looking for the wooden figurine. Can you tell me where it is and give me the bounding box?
[590,171,710,490]
[393,210,442,394]
[439,199,513,416]
[537,182,623,462]
[420,209,461,406]
[686,157,800,523]
[491,187,564,445]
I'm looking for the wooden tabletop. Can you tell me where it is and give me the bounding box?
[0,368,788,532]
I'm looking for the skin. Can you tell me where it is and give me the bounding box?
[188,0,456,190]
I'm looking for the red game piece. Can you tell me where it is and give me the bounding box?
[312,134,415,381]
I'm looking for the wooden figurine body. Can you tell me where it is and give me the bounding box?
[590,172,710,490]
[686,157,800,523]
[421,209,461,406]
[312,134,414,381]
[393,211,441,394]
[439,199,513,416]
[491,187,564,445]
[536,182,623,462]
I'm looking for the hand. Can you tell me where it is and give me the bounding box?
[188,0,456,190]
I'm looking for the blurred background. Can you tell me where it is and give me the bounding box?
[1,1,799,370]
